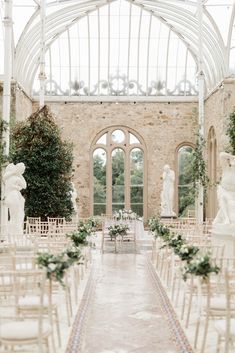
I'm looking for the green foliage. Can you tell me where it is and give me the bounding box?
[148,216,171,241]
[0,121,8,168]
[36,250,81,285]
[10,106,74,220]
[149,217,220,280]
[108,224,130,239]
[176,244,199,263]
[226,108,235,155]
[182,254,220,281]
[167,234,186,250]
[67,220,93,247]
[191,133,210,193]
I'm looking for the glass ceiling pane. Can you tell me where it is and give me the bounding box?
[0,0,233,95]
[205,3,233,44]
[32,0,198,96]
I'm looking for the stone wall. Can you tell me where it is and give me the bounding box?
[33,100,198,218]
[205,78,235,160]
[205,79,235,218]
[3,78,235,219]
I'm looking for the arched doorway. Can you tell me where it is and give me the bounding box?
[91,127,146,217]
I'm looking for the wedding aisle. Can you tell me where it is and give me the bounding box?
[66,253,193,353]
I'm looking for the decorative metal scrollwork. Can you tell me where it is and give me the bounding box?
[34,72,198,97]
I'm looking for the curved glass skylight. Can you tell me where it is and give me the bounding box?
[32,0,198,97]
[1,0,235,97]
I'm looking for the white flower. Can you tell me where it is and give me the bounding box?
[48,263,57,271]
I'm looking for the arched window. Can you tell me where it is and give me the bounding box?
[177,145,195,217]
[91,128,145,217]
[207,127,217,218]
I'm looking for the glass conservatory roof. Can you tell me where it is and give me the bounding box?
[0,0,235,98]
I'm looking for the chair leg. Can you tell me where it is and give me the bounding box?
[200,314,209,353]
[194,316,201,349]
[175,276,181,307]
[181,291,186,320]
[185,289,193,328]
[216,334,222,353]
[55,308,61,347]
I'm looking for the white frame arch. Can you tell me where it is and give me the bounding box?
[12,0,229,97]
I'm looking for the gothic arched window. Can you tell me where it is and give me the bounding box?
[92,127,146,217]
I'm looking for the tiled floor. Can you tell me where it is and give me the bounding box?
[70,253,179,353]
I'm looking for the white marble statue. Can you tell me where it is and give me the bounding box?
[213,152,235,225]
[70,182,78,215]
[3,162,27,235]
[160,164,176,217]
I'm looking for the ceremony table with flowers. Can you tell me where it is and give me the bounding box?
[101,209,145,253]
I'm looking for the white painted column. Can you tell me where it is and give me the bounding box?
[39,0,46,108]
[196,0,205,224]
[1,0,13,236]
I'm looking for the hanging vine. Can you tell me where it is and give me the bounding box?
[0,120,8,170]
[191,132,210,195]
[226,108,235,155]
[0,120,9,199]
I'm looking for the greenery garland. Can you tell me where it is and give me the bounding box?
[191,132,210,195]
[37,246,82,285]
[226,108,235,155]
[149,216,219,279]
[37,219,95,285]
[0,121,8,193]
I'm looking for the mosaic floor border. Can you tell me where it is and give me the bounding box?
[66,263,100,353]
[146,256,194,353]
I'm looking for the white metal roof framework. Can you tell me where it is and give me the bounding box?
[1,0,235,97]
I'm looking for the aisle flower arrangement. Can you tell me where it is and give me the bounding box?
[108,224,130,240]
[149,216,220,280]
[66,220,93,247]
[37,218,94,285]
[37,247,82,285]
[148,216,171,240]
[176,244,200,263]
[182,254,220,281]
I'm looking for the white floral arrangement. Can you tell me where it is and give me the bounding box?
[113,209,137,220]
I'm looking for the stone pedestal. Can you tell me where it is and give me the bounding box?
[211,224,235,257]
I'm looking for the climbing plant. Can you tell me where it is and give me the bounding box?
[191,132,210,195]
[10,105,74,220]
[226,108,235,155]
[0,120,9,199]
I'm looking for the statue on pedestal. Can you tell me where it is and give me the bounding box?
[160,164,176,217]
[3,162,27,235]
[213,152,235,226]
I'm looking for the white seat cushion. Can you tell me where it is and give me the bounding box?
[15,263,33,270]
[18,295,49,307]
[0,321,51,340]
[214,319,235,336]
[209,298,235,311]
